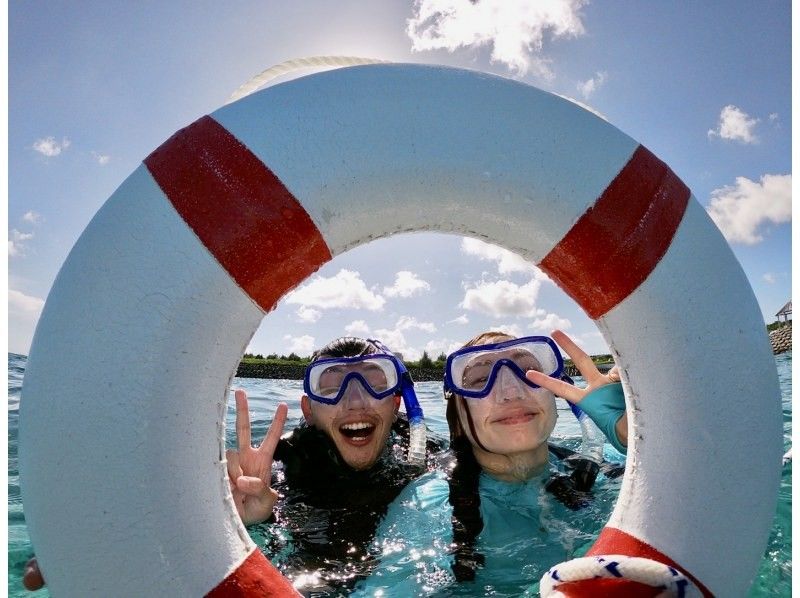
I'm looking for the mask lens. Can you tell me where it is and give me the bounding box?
[359,358,394,391]
[316,364,347,399]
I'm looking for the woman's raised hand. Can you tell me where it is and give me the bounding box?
[525,330,619,405]
[226,390,288,526]
[526,330,627,448]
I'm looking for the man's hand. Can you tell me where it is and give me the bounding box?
[525,330,628,446]
[226,390,288,526]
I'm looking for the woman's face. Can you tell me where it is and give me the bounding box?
[455,359,557,455]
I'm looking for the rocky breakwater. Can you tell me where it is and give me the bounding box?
[769,323,792,354]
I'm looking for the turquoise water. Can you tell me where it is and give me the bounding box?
[7,352,792,596]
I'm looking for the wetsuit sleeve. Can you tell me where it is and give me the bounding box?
[577,383,627,455]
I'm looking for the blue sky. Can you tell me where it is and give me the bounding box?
[8,1,792,359]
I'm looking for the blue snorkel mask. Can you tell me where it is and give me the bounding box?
[303,339,426,465]
[443,336,564,399]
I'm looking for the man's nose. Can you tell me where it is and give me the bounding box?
[342,377,369,408]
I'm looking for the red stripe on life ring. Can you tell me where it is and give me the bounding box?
[539,145,690,320]
[144,115,331,312]
[554,527,713,597]
[206,549,300,597]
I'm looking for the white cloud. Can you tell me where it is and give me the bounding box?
[396,315,437,333]
[424,338,463,358]
[282,334,315,356]
[577,71,607,98]
[295,306,322,323]
[9,289,46,355]
[9,289,45,314]
[492,323,524,337]
[708,105,759,144]
[707,174,791,245]
[32,136,71,157]
[460,237,539,275]
[371,318,439,361]
[371,328,420,361]
[460,277,542,317]
[763,273,776,284]
[22,211,42,224]
[344,320,371,336]
[572,330,609,356]
[407,0,587,77]
[448,314,469,325]
[92,151,110,165]
[383,271,431,298]
[9,229,34,257]
[284,268,385,311]
[528,312,572,332]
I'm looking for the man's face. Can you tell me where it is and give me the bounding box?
[302,361,401,470]
[456,357,557,455]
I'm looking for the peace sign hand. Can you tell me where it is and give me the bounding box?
[526,330,628,448]
[225,389,288,526]
[525,330,618,405]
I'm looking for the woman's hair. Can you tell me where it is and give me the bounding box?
[445,330,514,582]
[311,337,381,361]
[445,331,515,444]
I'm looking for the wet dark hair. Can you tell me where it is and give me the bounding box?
[311,337,381,361]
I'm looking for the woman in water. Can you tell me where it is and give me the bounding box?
[354,329,627,596]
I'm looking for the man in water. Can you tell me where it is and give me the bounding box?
[24,337,444,594]
[229,336,423,524]
[246,336,442,593]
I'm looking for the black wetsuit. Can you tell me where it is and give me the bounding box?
[255,416,446,597]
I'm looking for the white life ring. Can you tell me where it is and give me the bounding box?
[19,64,781,596]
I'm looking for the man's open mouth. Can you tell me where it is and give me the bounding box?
[338,421,377,445]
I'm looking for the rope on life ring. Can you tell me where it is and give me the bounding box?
[19,63,781,596]
[540,555,697,597]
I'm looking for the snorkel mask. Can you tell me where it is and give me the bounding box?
[444,336,564,399]
[303,339,426,465]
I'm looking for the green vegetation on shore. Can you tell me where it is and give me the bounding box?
[237,350,618,381]
[241,350,449,370]
[767,320,790,332]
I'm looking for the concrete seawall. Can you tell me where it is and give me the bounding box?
[769,323,792,354]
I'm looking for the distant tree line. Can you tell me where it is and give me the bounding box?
[241,350,448,369]
[242,352,311,364]
[241,350,624,368]
[767,320,790,332]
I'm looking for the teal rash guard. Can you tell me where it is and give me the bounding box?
[353,457,617,596]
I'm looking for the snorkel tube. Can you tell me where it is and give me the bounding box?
[568,402,606,464]
[401,372,427,465]
[563,374,605,464]
[369,339,426,465]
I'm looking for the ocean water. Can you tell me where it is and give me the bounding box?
[7,352,792,596]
